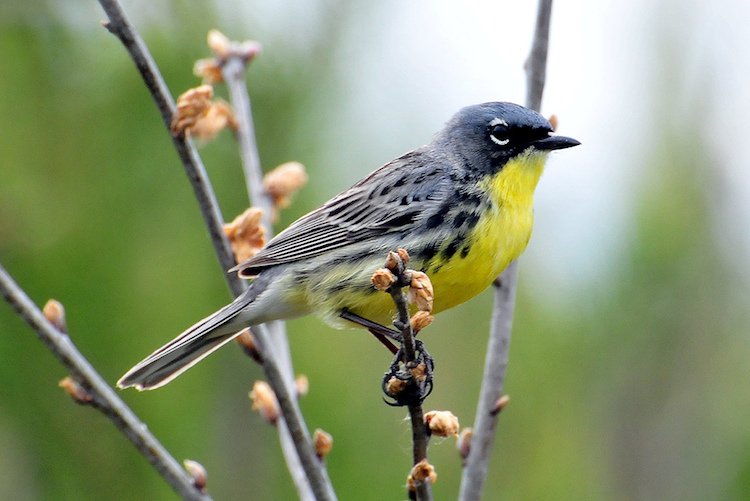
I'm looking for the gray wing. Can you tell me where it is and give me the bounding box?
[231,148,451,277]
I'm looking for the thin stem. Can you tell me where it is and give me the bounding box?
[458,1,554,500]
[222,57,276,238]
[388,276,432,501]
[0,265,211,501]
[220,51,333,500]
[251,327,337,501]
[98,0,244,298]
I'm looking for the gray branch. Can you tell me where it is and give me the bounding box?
[98,0,244,298]
[220,51,335,500]
[0,265,211,501]
[458,1,554,500]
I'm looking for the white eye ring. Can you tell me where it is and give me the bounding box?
[489,117,510,146]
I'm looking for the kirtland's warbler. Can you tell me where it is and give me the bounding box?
[119,102,580,390]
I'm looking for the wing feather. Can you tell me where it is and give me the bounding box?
[231,148,450,276]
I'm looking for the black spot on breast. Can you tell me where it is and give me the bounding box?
[465,213,480,229]
[419,241,440,262]
[460,244,471,259]
[441,234,465,261]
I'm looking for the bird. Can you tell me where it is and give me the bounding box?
[118,102,580,390]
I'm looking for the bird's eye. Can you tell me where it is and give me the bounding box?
[490,124,510,146]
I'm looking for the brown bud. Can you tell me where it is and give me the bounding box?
[384,251,401,272]
[58,376,93,405]
[548,114,558,131]
[295,374,309,398]
[207,29,231,59]
[193,58,223,84]
[235,328,262,363]
[371,268,397,291]
[183,459,208,492]
[424,410,460,437]
[407,271,434,312]
[263,161,308,210]
[188,99,238,142]
[313,428,333,459]
[397,248,410,265]
[224,207,266,264]
[410,363,427,382]
[171,85,213,136]
[385,376,407,396]
[249,381,280,425]
[407,459,437,492]
[43,299,67,333]
[410,311,433,333]
[490,395,511,416]
[457,427,473,460]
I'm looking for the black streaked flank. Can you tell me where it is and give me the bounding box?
[441,234,466,261]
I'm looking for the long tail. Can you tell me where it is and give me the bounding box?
[118,283,262,391]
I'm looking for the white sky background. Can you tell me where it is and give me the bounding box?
[65,0,750,301]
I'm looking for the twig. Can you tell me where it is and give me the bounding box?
[458,1,554,500]
[252,330,337,501]
[222,56,276,238]
[97,0,244,298]
[383,255,433,501]
[220,47,334,500]
[0,265,211,501]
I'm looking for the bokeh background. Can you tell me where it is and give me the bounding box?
[2,0,749,499]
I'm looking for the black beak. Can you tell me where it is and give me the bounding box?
[531,134,581,151]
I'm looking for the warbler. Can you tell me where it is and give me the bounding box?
[118,102,579,390]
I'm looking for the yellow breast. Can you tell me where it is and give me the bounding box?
[429,152,548,313]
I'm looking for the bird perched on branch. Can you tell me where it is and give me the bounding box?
[119,102,580,390]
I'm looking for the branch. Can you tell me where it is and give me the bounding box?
[98,9,335,496]
[458,1,553,500]
[378,252,434,501]
[0,265,211,501]
[97,0,244,298]
[217,39,335,500]
[221,55,276,238]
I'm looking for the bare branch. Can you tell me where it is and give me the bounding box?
[458,1,554,500]
[221,56,276,237]
[379,252,434,501]
[216,36,335,500]
[97,0,244,298]
[0,265,211,501]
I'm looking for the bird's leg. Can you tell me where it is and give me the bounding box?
[340,309,400,354]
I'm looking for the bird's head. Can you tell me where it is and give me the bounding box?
[435,102,580,173]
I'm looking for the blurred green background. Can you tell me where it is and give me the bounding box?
[2,1,749,500]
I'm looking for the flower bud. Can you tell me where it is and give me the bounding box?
[371,268,397,291]
[407,459,437,492]
[43,299,67,333]
[58,376,93,405]
[313,428,333,459]
[409,311,433,333]
[183,459,208,492]
[249,381,280,425]
[424,410,459,437]
[407,271,434,312]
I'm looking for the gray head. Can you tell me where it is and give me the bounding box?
[434,102,580,172]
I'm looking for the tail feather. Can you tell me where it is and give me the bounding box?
[118,286,259,391]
